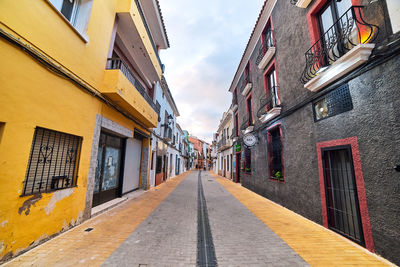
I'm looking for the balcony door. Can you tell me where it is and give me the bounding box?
[322,146,364,246]
[318,0,352,64]
[265,68,279,110]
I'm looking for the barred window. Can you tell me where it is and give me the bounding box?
[244,147,251,174]
[22,127,82,196]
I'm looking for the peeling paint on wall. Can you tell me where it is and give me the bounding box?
[18,194,42,215]
[1,221,8,227]
[44,188,74,215]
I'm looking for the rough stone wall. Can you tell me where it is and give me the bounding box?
[235,0,400,264]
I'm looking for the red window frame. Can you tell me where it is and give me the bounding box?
[263,59,281,112]
[243,147,252,175]
[267,123,284,183]
[307,0,362,46]
[261,18,275,53]
[244,61,251,84]
[246,93,253,126]
[234,112,239,137]
[316,136,374,252]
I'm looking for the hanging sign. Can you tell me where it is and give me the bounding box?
[243,133,257,148]
[235,143,241,152]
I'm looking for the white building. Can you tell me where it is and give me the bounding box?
[216,106,234,179]
[150,76,184,187]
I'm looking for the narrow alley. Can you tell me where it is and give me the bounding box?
[4,171,392,267]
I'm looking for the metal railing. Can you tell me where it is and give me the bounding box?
[256,30,275,66]
[134,0,163,70]
[240,114,253,131]
[290,0,298,5]
[300,6,379,84]
[239,71,251,94]
[257,86,280,118]
[232,92,238,106]
[164,126,172,141]
[106,58,158,113]
[217,138,227,149]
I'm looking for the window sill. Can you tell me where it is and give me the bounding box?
[44,0,89,44]
[304,44,375,92]
[20,185,78,197]
[241,83,252,96]
[296,0,312,8]
[258,47,276,70]
[259,106,281,123]
[269,177,285,183]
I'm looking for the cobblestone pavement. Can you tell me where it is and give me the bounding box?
[3,171,394,266]
[102,171,198,267]
[201,171,307,267]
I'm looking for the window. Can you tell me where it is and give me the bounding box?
[244,62,251,84]
[268,126,283,181]
[156,156,162,173]
[234,113,238,136]
[244,147,251,174]
[48,0,93,35]
[246,94,253,125]
[264,67,280,110]
[313,83,353,121]
[227,156,229,171]
[317,0,352,65]
[22,127,82,196]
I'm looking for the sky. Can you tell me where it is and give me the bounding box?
[159,0,264,143]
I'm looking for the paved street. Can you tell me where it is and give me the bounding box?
[4,171,393,267]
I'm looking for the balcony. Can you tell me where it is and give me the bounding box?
[240,114,254,134]
[300,6,378,92]
[290,0,312,8]
[232,92,238,111]
[101,58,158,128]
[163,126,172,142]
[256,30,276,70]
[115,0,164,80]
[257,86,281,123]
[240,72,252,96]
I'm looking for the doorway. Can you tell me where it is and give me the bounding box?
[235,153,241,183]
[322,146,364,245]
[93,132,124,207]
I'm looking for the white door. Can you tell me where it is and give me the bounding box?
[122,138,142,193]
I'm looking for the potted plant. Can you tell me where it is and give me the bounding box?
[272,170,283,181]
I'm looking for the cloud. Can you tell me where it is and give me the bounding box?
[159,0,264,142]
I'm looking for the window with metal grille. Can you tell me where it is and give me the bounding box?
[244,147,251,174]
[22,127,82,196]
[268,126,284,181]
[313,83,353,121]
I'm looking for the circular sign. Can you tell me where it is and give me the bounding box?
[243,133,257,148]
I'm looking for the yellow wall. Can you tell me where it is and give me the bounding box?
[0,0,157,260]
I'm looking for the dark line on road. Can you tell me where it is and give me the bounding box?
[197,171,217,267]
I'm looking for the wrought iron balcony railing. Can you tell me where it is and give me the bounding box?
[164,126,172,141]
[240,114,253,131]
[257,86,280,118]
[300,6,379,84]
[239,72,251,94]
[256,30,275,66]
[231,127,237,139]
[217,138,227,149]
[232,92,238,106]
[106,58,158,113]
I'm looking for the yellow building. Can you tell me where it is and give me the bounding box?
[0,0,169,261]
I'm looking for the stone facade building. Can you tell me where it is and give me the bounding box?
[226,0,400,264]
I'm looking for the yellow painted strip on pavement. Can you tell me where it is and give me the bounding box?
[4,172,190,267]
[210,172,395,267]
